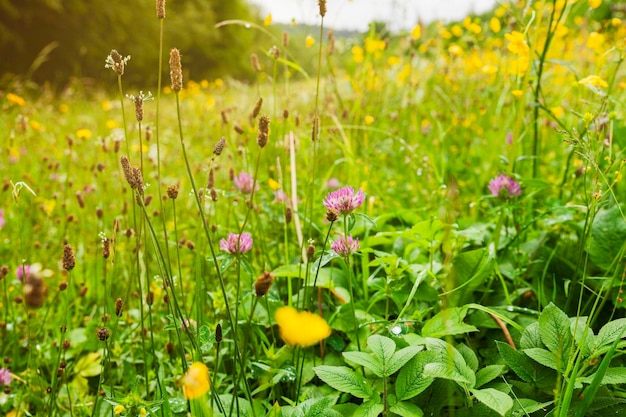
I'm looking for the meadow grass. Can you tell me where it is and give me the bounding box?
[1,0,626,416]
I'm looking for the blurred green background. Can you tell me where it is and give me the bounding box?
[0,0,262,88]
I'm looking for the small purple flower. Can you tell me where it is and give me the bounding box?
[505,132,513,145]
[0,209,5,229]
[331,235,360,258]
[273,190,287,204]
[488,174,521,198]
[323,186,364,215]
[220,233,253,255]
[16,264,31,281]
[0,368,11,386]
[234,172,255,194]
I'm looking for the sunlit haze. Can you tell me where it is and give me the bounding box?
[248,0,499,32]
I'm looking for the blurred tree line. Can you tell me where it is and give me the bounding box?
[0,0,261,88]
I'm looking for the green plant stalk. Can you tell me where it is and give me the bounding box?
[174,92,254,414]
[531,0,564,178]
[344,219,361,352]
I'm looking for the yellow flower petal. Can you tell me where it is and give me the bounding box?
[6,93,25,107]
[589,0,601,9]
[410,25,421,40]
[181,362,210,399]
[268,178,281,190]
[276,306,331,347]
[113,405,126,415]
[305,35,315,48]
[76,128,93,140]
[578,75,608,88]
[264,13,272,26]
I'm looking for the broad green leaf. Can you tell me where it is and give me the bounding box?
[424,338,476,387]
[395,354,435,400]
[343,352,383,377]
[539,303,572,355]
[74,352,102,377]
[523,348,559,371]
[570,317,595,358]
[298,396,340,417]
[353,400,384,417]
[520,322,542,350]
[314,366,372,399]
[386,345,422,376]
[471,388,514,416]
[475,365,507,388]
[423,361,475,386]
[577,368,626,386]
[457,343,479,372]
[588,206,626,270]
[422,307,478,338]
[496,341,553,386]
[389,401,424,417]
[511,399,554,417]
[597,318,626,348]
[448,249,494,305]
[367,335,396,370]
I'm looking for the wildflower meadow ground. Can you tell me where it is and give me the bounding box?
[1,0,626,416]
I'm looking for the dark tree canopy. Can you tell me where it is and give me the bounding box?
[0,0,260,88]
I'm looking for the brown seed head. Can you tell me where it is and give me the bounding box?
[97,327,110,341]
[63,243,76,271]
[311,116,320,141]
[269,46,280,59]
[62,339,71,349]
[0,265,8,279]
[283,109,289,119]
[252,98,263,118]
[167,184,179,199]
[215,323,223,343]
[254,271,275,297]
[234,124,244,135]
[102,238,110,259]
[285,207,293,224]
[120,156,133,185]
[250,53,261,72]
[59,281,68,291]
[156,0,166,19]
[282,32,289,47]
[257,115,270,148]
[307,244,315,259]
[207,168,215,189]
[326,209,338,222]
[210,188,218,202]
[319,0,327,17]
[133,95,144,122]
[220,110,228,125]
[169,48,183,92]
[76,192,85,209]
[106,49,129,76]
[213,137,226,156]
[131,167,144,193]
[115,298,123,316]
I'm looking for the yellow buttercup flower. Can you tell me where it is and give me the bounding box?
[264,13,272,26]
[76,128,93,139]
[489,17,501,33]
[589,0,601,9]
[364,115,375,125]
[275,306,331,347]
[305,35,315,48]
[6,93,25,107]
[411,25,421,40]
[113,405,126,415]
[512,89,523,98]
[578,75,608,88]
[181,362,210,399]
[505,31,529,56]
[139,407,147,417]
[268,178,281,190]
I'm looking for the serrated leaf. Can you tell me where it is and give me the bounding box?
[520,322,542,350]
[343,351,383,377]
[475,365,507,388]
[539,303,572,355]
[471,388,513,416]
[389,401,424,417]
[597,318,626,348]
[422,307,478,338]
[353,400,384,417]
[497,341,545,384]
[577,368,626,386]
[314,366,372,399]
[386,345,422,376]
[423,338,476,386]
[523,348,559,371]
[457,343,479,372]
[511,399,554,417]
[395,354,435,400]
[570,317,595,358]
[588,206,626,270]
[299,396,340,417]
[367,335,396,371]
[74,352,102,377]
[423,362,474,385]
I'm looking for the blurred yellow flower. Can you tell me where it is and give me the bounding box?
[551,106,565,118]
[586,32,604,51]
[364,115,375,125]
[268,178,281,190]
[365,38,385,54]
[352,45,364,63]
[276,306,331,347]
[30,120,41,131]
[181,362,210,399]
[76,128,93,139]
[264,13,272,26]
[505,31,529,56]
[101,100,112,111]
[6,93,25,107]
[139,407,147,417]
[113,405,126,415]
[386,56,400,66]
[439,27,452,39]
[489,17,501,33]
[448,44,464,56]
[578,75,608,88]
[411,24,421,40]
[589,0,601,9]
[611,18,622,27]
[106,119,118,129]
[305,35,315,48]
[512,89,523,98]
[59,103,69,113]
